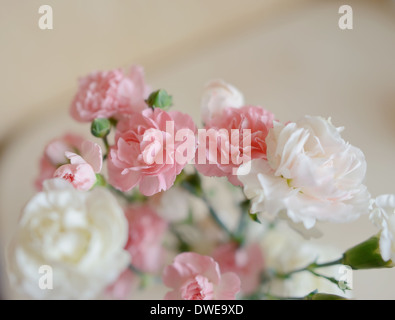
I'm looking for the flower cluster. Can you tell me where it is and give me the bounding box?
[7,65,395,300]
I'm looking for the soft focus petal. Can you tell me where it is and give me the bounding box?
[215,272,241,300]
[81,140,103,173]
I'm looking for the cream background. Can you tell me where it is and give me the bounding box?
[1,0,395,299]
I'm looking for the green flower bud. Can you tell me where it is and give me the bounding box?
[91,118,111,138]
[341,234,394,270]
[146,89,173,110]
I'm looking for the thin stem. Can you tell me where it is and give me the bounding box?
[308,269,343,288]
[107,184,147,203]
[178,169,236,240]
[201,194,234,239]
[169,224,191,252]
[102,135,110,160]
[128,264,144,277]
[235,199,250,246]
[275,257,343,279]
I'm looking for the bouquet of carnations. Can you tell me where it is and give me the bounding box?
[7,65,395,300]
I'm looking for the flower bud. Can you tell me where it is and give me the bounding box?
[146,89,173,110]
[341,234,394,270]
[91,118,111,138]
[201,79,244,124]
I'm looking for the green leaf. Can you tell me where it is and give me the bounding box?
[249,213,261,224]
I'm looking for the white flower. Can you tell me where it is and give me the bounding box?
[8,179,130,299]
[238,116,370,230]
[201,79,244,123]
[370,194,395,262]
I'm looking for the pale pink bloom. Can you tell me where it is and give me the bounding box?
[201,79,244,124]
[196,105,274,186]
[163,252,240,300]
[70,66,151,122]
[35,136,102,191]
[54,154,96,191]
[212,242,264,294]
[52,141,102,191]
[124,205,167,273]
[239,116,370,230]
[105,269,136,300]
[108,108,196,196]
[78,140,103,173]
[35,134,85,190]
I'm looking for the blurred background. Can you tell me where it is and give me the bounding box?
[1,0,395,299]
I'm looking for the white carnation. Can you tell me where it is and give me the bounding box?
[239,116,370,230]
[8,179,130,299]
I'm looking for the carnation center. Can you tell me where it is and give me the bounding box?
[180,275,214,300]
[62,173,75,183]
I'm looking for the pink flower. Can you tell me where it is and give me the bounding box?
[108,108,196,196]
[163,252,241,300]
[212,242,264,295]
[35,134,102,191]
[106,269,136,300]
[124,205,167,273]
[195,105,274,186]
[54,154,95,191]
[35,134,85,190]
[70,66,151,122]
[53,140,102,191]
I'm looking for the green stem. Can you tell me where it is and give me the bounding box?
[275,258,343,279]
[273,257,350,291]
[107,184,147,203]
[201,194,234,240]
[307,269,349,291]
[102,135,110,160]
[169,224,191,252]
[235,199,250,246]
[178,169,236,241]
[128,264,144,277]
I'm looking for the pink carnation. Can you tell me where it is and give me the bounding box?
[54,152,97,191]
[124,205,167,273]
[212,242,264,295]
[108,108,196,196]
[163,252,240,300]
[35,134,85,190]
[195,105,274,186]
[70,66,151,122]
[35,134,102,191]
